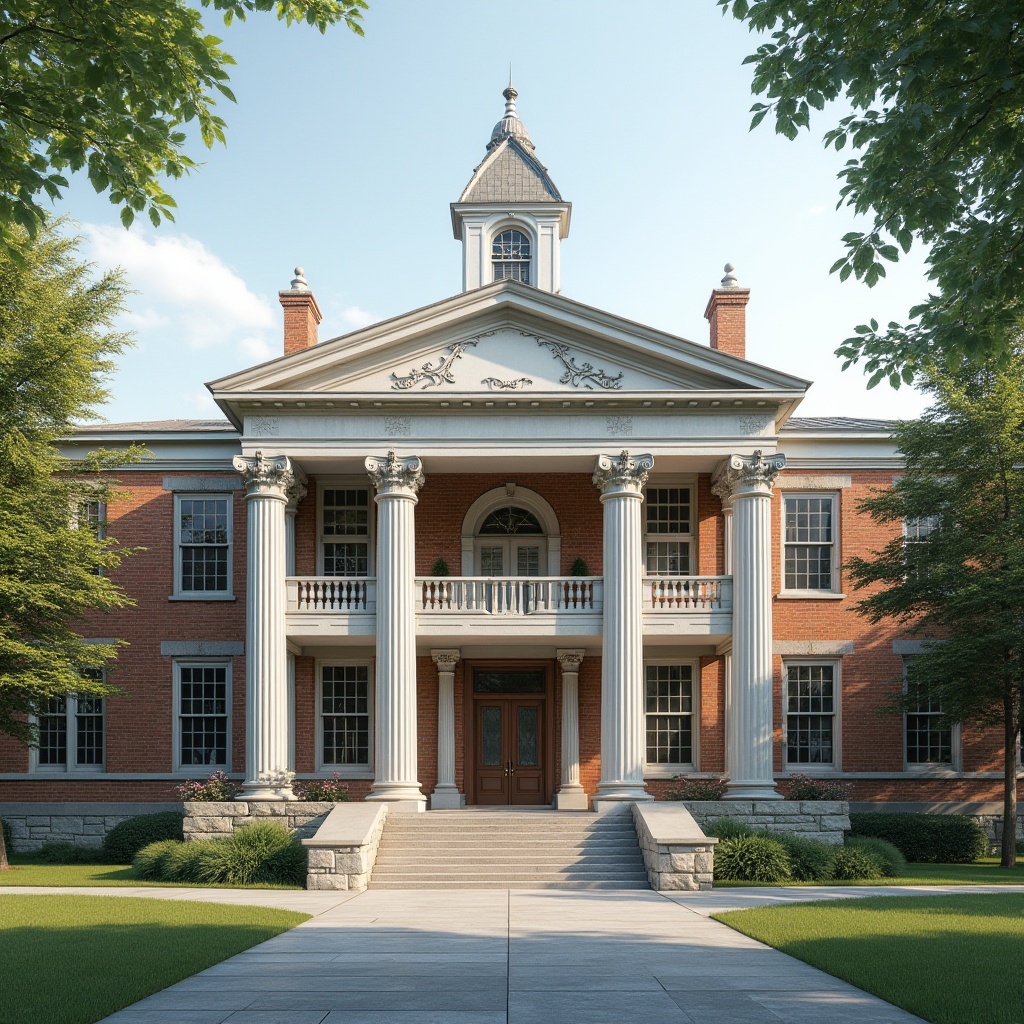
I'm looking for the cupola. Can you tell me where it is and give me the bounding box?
[452,81,571,294]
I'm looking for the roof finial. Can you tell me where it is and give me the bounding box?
[290,266,309,291]
[502,76,518,118]
[721,262,739,287]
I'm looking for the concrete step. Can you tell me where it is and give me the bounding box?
[369,871,649,882]
[368,880,651,890]
[374,856,644,868]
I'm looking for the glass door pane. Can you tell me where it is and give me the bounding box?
[516,545,541,576]
[481,706,502,766]
[479,544,505,575]
[517,706,538,766]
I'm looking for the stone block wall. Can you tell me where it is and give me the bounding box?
[305,806,388,891]
[1,802,181,852]
[183,801,337,841]
[681,800,851,845]
[633,803,717,891]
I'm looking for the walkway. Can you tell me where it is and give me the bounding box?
[10,885,1022,1023]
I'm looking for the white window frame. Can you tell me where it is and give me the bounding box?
[902,658,961,772]
[780,491,842,596]
[643,658,700,777]
[316,659,375,777]
[30,671,107,774]
[489,224,535,286]
[173,659,232,772]
[172,493,234,600]
[782,658,842,773]
[317,480,375,577]
[643,478,698,577]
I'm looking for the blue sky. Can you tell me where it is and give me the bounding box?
[63,2,933,423]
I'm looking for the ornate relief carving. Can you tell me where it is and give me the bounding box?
[529,335,624,390]
[384,415,412,437]
[481,376,534,390]
[556,649,585,673]
[739,414,773,435]
[365,449,425,495]
[431,649,461,674]
[249,416,279,436]
[390,337,485,390]
[606,415,634,437]
[711,449,787,502]
[233,451,294,495]
[592,450,655,492]
[285,477,308,512]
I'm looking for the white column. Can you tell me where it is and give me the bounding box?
[555,649,588,810]
[365,450,426,811]
[284,476,306,577]
[712,450,786,800]
[592,451,655,810]
[233,451,295,800]
[430,649,462,809]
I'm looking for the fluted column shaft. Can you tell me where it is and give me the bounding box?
[234,452,295,800]
[431,649,462,809]
[555,649,588,810]
[593,451,655,807]
[366,451,426,811]
[712,451,786,800]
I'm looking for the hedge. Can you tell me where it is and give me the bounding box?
[102,811,185,864]
[849,812,987,863]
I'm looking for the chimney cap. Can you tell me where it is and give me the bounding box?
[289,266,309,291]
[720,262,739,288]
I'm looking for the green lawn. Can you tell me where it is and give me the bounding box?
[715,857,1024,887]
[715,893,1024,1024]
[0,856,303,888]
[0,894,309,1024]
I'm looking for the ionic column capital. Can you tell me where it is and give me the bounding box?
[431,649,461,674]
[592,450,654,497]
[285,474,308,514]
[233,451,294,500]
[711,450,786,504]
[556,649,586,673]
[365,449,425,498]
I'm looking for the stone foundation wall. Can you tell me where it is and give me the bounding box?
[633,803,717,891]
[183,801,337,841]
[681,800,851,845]
[1,802,181,852]
[304,805,388,891]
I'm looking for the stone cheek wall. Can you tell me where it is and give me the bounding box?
[183,801,337,841]
[633,806,715,891]
[2,802,181,852]
[305,808,388,891]
[682,800,851,845]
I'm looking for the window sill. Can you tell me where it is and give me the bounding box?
[30,768,106,776]
[783,765,838,775]
[776,592,847,601]
[314,768,373,780]
[643,766,695,779]
[169,594,236,602]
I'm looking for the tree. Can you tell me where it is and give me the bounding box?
[0,220,142,867]
[719,2,1024,388]
[845,347,1024,868]
[0,0,366,244]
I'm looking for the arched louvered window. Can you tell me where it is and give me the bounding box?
[491,229,531,284]
[478,506,544,535]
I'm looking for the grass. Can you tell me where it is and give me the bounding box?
[714,856,1024,887]
[0,855,303,888]
[714,893,1024,1024]
[0,894,309,1024]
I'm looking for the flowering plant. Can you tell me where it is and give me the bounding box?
[665,776,729,801]
[785,773,850,801]
[293,774,350,802]
[176,770,242,802]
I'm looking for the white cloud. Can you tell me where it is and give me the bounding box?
[82,224,275,350]
[237,335,276,363]
[340,305,377,329]
[182,387,221,416]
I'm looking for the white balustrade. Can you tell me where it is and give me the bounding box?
[643,576,732,611]
[287,576,375,612]
[417,577,602,614]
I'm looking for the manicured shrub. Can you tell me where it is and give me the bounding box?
[666,776,729,801]
[844,835,906,877]
[849,812,988,863]
[784,774,851,801]
[704,817,753,840]
[714,834,792,883]
[570,557,590,576]
[293,774,350,802]
[830,844,885,880]
[431,557,450,576]
[133,839,185,880]
[36,842,108,864]
[103,811,185,864]
[175,770,242,802]
[773,832,835,881]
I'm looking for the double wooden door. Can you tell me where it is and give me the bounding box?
[473,697,546,805]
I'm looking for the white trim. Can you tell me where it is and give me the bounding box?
[461,485,561,576]
[781,657,842,773]
[779,490,841,596]
[173,658,233,772]
[315,658,375,776]
[316,478,375,578]
[642,657,700,777]
[172,492,234,600]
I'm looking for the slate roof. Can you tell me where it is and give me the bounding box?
[73,419,237,434]
[782,417,897,432]
[459,137,563,203]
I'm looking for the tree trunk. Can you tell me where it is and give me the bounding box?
[1001,692,1018,869]
[0,821,9,871]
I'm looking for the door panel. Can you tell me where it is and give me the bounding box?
[474,701,509,804]
[510,699,545,805]
[471,697,548,805]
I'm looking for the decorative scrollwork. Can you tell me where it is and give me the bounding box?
[532,336,624,390]
[365,449,425,495]
[390,337,483,391]
[481,376,534,390]
[592,450,655,492]
[233,451,294,496]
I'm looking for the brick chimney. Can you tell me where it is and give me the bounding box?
[704,262,749,361]
[279,267,322,355]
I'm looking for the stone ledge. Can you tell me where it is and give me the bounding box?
[633,803,717,892]
[302,802,388,892]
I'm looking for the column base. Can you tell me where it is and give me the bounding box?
[429,786,464,810]
[725,779,783,800]
[555,786,589,811]
[593,783,652,815]
[239,783,297,802]
[366,783,426,813]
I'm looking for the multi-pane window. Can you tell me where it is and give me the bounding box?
[323,489,370,576]
[35,669,105,771]
[644,486,692,575]
[785,664,836,766]
[75,499,106,575]
[491,229,531,284]
[905,688,953,766]
[321,665,370,767]
[177,663,229,768]
[784,494,836,591]
[645,664,694,767]
[176,496,231,595]
[903,516,939,577]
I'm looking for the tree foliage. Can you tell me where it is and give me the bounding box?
[845,347,1024,867]
[0,0,367,243]
[720,1,1024,386]
[0,220,142,743]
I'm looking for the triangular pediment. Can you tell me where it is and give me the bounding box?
[209,281,809,404]
[459,138,562,203]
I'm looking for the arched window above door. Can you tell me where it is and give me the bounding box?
[461,486,562,577]
[479,506,544,535]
